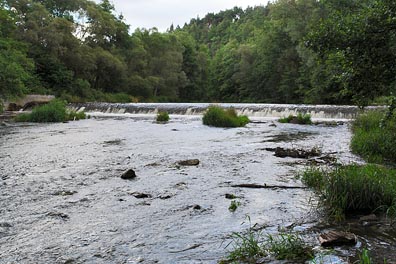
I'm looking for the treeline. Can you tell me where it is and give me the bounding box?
[0,0,395,105]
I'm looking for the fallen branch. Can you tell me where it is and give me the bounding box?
[231,183,306,189]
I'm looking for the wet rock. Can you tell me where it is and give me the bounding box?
[159,194,173,200]
[177,159,200,166]
[53,190,77,196]
[269,123,277,127]
[193,205,202,210]
[121,169,137,180]
[265,147,321,159]
[130,192,151,199]
[47,212,70,220]
[359,214,377,222]
[145,162,161,167]
[319,231,357,247]
[0,222,12,228]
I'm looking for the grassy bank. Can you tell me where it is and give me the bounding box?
[15,100,86,123]
[301,164,396,220]
[203,106,249,128]
[351,110,396,164]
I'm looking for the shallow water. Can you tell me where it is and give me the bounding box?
[0,115,369,263]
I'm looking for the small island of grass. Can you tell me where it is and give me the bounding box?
[203,106,249,128]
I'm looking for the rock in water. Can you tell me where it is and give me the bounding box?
[319,231,357,247]
[178,159,200,166]
[121,169,137,179]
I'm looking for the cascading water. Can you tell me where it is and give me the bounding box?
[69,102,381,119]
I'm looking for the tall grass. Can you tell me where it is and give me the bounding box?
[15,100,86,123]
[279,113,312,125]
[301,165,396,220]
[351,110,396,164]
[203,106,249,128]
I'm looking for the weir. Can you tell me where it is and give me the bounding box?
[69,102,381,119]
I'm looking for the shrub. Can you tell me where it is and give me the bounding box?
[203,106,249,127]
[301,164,396,220]
[156,111,169,122]
[279,113,312,124]
[351,110,396,164]
[15,100,86,123]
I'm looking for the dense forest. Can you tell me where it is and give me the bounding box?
[0,0,395,105]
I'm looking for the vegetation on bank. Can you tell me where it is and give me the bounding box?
[15,100,86,123]
[202,106,249,128]
[1,0,395,106]
[156,111,170,122]
[221,227,313,263]
[351,109,396,164]
[301,164,396,221]
[279,113,312,125]
[0,102,3,114]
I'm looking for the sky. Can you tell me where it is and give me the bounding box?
[94,0,270,32]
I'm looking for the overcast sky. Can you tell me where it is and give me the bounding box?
[94,0,270,32]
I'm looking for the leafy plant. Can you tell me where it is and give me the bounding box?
[358,248,372,264]
[279,113,312,125]
[203,106,249,128]
[229,200,240,212]
[156,111,170,122]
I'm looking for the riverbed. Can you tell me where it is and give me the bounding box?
[0,114,376,263]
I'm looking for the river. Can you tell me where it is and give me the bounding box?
[0,107,392,263]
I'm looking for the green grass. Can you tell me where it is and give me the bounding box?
[228,200,240,212]
[301,164,396,221]
[15,100,86,123]
[279,113,312,125]
[156,111,169,122]
[0,102,3,114]
[351,110,396,164]
[203,106,249,128]
[358,249,372,264]
[265,233,313,261]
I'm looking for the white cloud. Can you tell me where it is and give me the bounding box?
[94,0,269,32]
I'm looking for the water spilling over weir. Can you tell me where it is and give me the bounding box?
[69,102,379,119]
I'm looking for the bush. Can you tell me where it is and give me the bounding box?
[301,164,396,221]
[156,111,169,122]
[15,100,86,123]
[279,113,312,124]
[203,106,249,127]
[351,110,396,164]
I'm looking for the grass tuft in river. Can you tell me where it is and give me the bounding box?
[300,164,396,221]
[156,111,170,122]
[279,113,312,125]
[15,100,86,123]
[203,106,249,128]
[228,200,240,212]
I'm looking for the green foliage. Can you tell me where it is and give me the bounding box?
[265,233,313,261]
[358,249,372,264]
[351,110,396,164]
[203,106,249,128]
[228,200,240,212]
[301,165,396,221]
[15,100,86,123]
[225,228,265,263]
[156,111,169,122]
[0,101,3,114]
[279,113,312,125]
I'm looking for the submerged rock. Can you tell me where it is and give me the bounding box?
[121,169,137,180]
[178,159,200,166]
[130,192,151,199]
[266,147,321,159]
[319,231,357,247]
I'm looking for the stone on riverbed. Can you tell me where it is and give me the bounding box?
[121,169,137,180]
[266,147,321,159]
[319,231,357,247]
[178,159,200,166]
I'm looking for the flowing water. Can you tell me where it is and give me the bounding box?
[0,104,394,263]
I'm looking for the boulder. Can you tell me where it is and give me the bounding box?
[319,230,357,247]
[121,169,137,180]
[178,159,200,166]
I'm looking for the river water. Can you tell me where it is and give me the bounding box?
[0,112,388,263]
